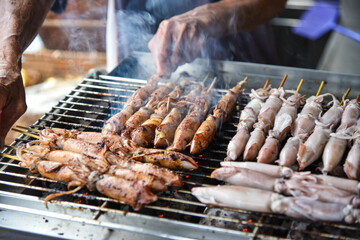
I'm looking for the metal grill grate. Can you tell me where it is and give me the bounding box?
[1,72,360,239]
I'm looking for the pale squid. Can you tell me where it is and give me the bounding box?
[322,100,360,174]
[297,94,344,170]
[278,94,325,167]
[243,87,285,161]
[225,86,269,161]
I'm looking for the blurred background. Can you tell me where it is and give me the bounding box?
[5,0,334,144]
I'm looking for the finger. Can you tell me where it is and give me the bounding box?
[149,20,174,75]
[170,24,187,68]
[0,101,27,148]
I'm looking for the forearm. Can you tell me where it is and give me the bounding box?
[185,0,287,38]
[0,0,55,75]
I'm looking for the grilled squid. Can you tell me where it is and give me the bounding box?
[40,129,198,170]
[121,81,176,138]
[154,85,203,148]
[190,79,247,155]
[168,88,211,152]
[102,75,159,135]
[131,81,193,147]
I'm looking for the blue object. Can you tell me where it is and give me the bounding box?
[293,1,360,43]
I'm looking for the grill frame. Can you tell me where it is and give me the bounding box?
[1,52,360,239]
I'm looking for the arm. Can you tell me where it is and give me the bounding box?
[0,0,55,148]
[148,0,287,76]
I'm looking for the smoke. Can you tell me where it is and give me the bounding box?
[116,10,155,61]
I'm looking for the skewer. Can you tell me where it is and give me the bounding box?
[206,77,217,94]
[340,88,351,105]
[296,79,304,93]
[202,72,211,84]
[15,125,41,133]
[279,74,288,88]
[316,81,325,97]
[264,79,270,88]
[240,76,248,89]
[0,152,19,160]
[11,128,40,139]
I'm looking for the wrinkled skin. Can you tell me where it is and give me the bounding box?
[0,0,55,148]
[148,0,287,76]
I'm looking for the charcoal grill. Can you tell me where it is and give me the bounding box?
[1,52,360,239]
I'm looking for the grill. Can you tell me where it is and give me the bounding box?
[1,52,360,239]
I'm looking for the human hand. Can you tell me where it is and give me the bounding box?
[0,67,27,148]
[148,11,210,77]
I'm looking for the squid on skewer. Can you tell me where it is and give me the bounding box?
[168,87,211,152]
[225,86,270,161]
[297,94,344,170]
[322,99,360,174]
[154,85,203,148]
[257,91,304,164]
[220,161,360,194]
[102,75,159,135]
[190,78,247,155]
[211,167,357,206]
[40,128,198,170]
[121,80,178,138]
[243,87,285,161]
[192,185,360,223]
[278,93,327,167]
[17,144,158,210]
[344,119,360,179]
[131,81,194,147]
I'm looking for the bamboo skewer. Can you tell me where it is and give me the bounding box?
[11,128,40,139]
[296,79,304,93]
[202,72,211,84]
[316,81,325,97]
[207,77,217,94]
[279,74,288,88]
[340,88,351,106]
[15,125,41,133]
[264,79,270,89]
[0,152,19,160]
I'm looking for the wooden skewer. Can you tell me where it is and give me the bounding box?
[238,76,248,90]
[296,79,304,93]
[279,74,288,88]
[357,91,360,101]
[207,77,217,94]
[340,88,351,106]
[15,125,41,133]
[202,72,211,84]
[11,128,40,139]
[264,79,270,88]
[316,81,325,97]
[0,153,19,160]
